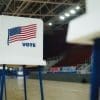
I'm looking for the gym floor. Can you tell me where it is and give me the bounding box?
[6,78,90,100]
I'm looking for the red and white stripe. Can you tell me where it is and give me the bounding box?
[9,24,37,43]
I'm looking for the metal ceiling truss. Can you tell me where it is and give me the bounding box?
[1,0,85,23]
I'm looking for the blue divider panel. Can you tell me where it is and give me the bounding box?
[91,39,100,100]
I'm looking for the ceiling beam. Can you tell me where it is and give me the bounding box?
[13,1,27,15]
[29,0,50,17]
[42,0,69,19]
[16,0,76,5]
[4,0,13,12]
[45,4,51,12]
[1,0,13,12]
[17,1,31,16]
[29,3,45,17]
[43,0,83,20]
[2,12,59,17]
[47,0,71,14]
[28,3,37,12]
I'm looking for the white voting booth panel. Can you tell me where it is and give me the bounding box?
[67,0,100,45]
[67,13,100,45]
[86,0,100,14]
[0,15,46,66]
[67,1,100,100]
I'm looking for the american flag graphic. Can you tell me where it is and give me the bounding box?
[8,24,37,44]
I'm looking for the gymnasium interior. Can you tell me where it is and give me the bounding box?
[0,0,99,100]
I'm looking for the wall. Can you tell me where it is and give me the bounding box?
[29,72,90,83]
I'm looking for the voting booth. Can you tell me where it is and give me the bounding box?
[0,15,46,66]
[67,0,100,100]
[0,15,46,100]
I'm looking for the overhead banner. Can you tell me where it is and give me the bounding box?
[0,15,46,66]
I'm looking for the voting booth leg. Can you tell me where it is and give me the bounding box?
[0,72,2,99]
[0,72,1,93]
[38,67,44,100]
[4,76,7,100]
[23,66,27,100]
[0,65,6,100]
[4,65,7,100]
[91,39,100,100]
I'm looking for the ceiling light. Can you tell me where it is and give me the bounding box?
[9,68,13,71]
[64,13,70,17]
[5,67,8,70]
[76,5,81,10]
[70,9,76,14]
[17,71,23,75]
[48,22,53,26]
[59,16,65,20]
[0,67,3,69]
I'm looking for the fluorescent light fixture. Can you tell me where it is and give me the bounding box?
[70,9,76,14]
[76,5,81,10]
[0,67,3,69]
[48,22,53,26]
[5,67,8,70]
[64,13,70,17]
[0,66,7,70]
[9,68,13,71]
[59,15,65,20]
[17,71,23,75]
